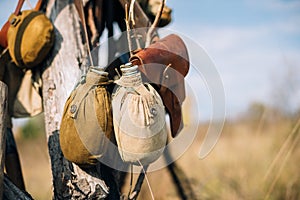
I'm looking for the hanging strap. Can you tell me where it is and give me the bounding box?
[34,0,43,11]
[14,0,25,15]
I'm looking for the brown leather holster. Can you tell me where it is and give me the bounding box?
[130,34,189,137]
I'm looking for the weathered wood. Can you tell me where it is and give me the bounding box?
[3,174,33,200]
[0,81,7,198]
[41,0,193,199]
[42,0,110,199]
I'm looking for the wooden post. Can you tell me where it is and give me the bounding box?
[3,174,33,200]
[41,1,193,199]
[0,81,7,198]
[42,0,111,199]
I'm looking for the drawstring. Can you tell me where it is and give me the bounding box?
[24,0,33,9]
[137,160,154,200]
[127,162,154,200]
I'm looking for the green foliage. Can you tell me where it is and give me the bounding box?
[21,114,45,139]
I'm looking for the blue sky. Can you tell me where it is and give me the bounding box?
[1,0,300,120]
[166,0,300,119]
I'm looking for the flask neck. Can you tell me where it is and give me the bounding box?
[86,66,109,85]
[116,63,143,87]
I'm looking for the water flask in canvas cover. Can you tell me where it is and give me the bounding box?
[112,63,167,166]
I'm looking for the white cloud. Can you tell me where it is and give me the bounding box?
[272,17,300,34]
[163,0,300,118]
[173,22,300,118]
[196,26,269,53]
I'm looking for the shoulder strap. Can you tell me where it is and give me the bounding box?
[34,0,43,11]
[14,0,25,15]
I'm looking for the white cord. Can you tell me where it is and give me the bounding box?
[137,160,155,200]
[25,0,33,9]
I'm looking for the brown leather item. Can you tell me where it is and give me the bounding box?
[0,22,10,48]
[130,34,189,137]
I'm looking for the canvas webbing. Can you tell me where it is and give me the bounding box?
[69,71,109,118]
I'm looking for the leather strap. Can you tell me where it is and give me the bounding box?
[14,0,25,15]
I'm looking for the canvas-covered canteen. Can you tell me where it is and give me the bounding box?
[130,34,189,137]
[112,63,167,166]
[0,0,30,48]
[60,67,114,166]
[2,0,55,68]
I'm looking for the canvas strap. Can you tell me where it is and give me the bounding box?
[69,71,109,118]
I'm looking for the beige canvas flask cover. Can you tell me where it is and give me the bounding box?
[60,67,114,166]
[0,50,43,118]
[13,68,43,117]
[112,64,167,166]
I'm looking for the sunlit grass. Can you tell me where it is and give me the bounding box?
[138,117,300,200]
[14,114,300,199]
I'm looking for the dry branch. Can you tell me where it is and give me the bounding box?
[145,0,165,47]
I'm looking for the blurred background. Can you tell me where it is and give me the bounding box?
[1,0,300,199]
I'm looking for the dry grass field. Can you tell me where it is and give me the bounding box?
[14,115,300,200]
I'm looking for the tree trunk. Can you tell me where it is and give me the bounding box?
[40,1,194,199]
[42,0,113,199]
[0,81,7,198]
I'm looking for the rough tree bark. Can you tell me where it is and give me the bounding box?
[42,0,113,199]
[0,81,7,198]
